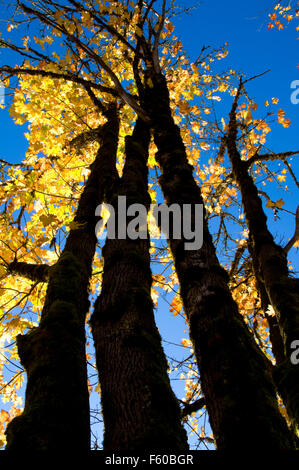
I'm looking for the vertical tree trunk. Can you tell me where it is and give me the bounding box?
[5,104,120,450]
[249,247,285,366]
[91,118,188,451]
[140,74,295,449]
[226,92,299,438]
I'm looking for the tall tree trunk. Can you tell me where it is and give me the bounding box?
[140,74,295,449]
[225,90,299,438]
[5,104,120,451]
[249,248,285,366]
[91,118,188,451]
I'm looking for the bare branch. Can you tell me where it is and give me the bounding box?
[180,397,206,418]
[152,0,166,73]
[0,65,118,97]
[283,158,299,189]
[246,150,299,168]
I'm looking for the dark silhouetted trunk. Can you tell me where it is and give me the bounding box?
[250,249,285,366]
[140,73,295,449]
[91,118,188,451]
[5,104,120,451]
[226,92,299,439]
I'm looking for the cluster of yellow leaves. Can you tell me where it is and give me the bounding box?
[33,35,54,49]
[178,361,213,444]
[277,108,291,128]
[266,198,285,209]
[152,274,172,293]
[268,2,299,67]
[235,100,292,169]
[179,362,199,403]
[0,408,22,448]
[230,273,273,360]
[264,97,279,106]
[268,4,296,30]
[170,294,183,317]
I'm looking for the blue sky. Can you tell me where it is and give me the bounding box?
[0,0,298,449]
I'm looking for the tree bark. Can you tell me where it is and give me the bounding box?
[140,74,295,449]
[5,104,120,451]
[91,118,189,451]
[249,245,285,366]
[7,261,50,283]
[226,94,299,439]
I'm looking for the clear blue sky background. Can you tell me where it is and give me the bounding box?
[0,0,298,450]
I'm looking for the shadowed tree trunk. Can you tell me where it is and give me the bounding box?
[91,118,188,451]
[250,252,285,366]
[225,83,299,439]
[139,73,295,449]
[5,104,120,451]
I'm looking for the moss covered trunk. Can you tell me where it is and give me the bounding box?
[140,74,295,449]
[226,99,299,438]
[91,118,188,451]
[5,104,120,451]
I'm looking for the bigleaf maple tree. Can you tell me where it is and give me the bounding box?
[0,0,298,450]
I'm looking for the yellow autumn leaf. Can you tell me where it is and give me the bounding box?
[267,198,285,209]
[147,78,154,88]
[135,26,143,37]
[266,200,276,209]
[165,22,175,33]
[261,318,269,328]
[0,265,7,279]
[275,198,285,209]
[277,174,286,182]
[178,100,190,114]
[39,214,58,226]
[0,410,10,423]
[81,11,92,26]
[65,51,72,64]
[282,118,291,128]
[68,220,87,230]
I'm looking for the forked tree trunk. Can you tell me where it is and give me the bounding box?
[226,95,299,438]
[5,104,120,451]
[91,118,188,451]
[140,74,295,449]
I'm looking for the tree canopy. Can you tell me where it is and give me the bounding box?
[0,0,298,451]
